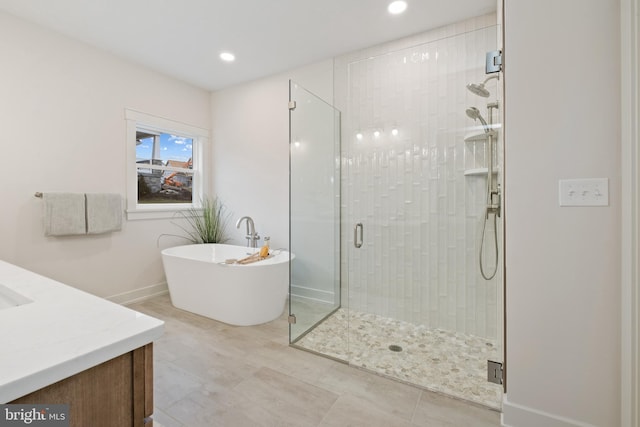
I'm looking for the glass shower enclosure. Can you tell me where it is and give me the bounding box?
[289,18,503,410]
[289,81,341,344]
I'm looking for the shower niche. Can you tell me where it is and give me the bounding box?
[289,14,504,411]
[463,131,498,176]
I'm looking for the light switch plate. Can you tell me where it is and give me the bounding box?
[558,178,609,206]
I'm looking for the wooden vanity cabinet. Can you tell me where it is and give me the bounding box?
[10,343,154,427]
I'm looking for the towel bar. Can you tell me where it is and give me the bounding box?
[34,192,43,198]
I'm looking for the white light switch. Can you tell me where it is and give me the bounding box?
[558,178,609,206]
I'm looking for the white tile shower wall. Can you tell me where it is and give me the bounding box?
[334,14,501,341]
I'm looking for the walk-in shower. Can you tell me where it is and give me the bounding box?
[289,13,503,410]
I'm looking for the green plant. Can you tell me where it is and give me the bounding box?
[162,196,231,244]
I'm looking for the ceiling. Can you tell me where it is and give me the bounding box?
[0,0,496,91]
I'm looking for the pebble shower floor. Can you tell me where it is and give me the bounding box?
[295,308,502,409]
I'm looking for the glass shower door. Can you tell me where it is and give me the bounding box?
[288,81,342,347]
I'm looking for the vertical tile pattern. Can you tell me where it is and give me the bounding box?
[335,15,502,342]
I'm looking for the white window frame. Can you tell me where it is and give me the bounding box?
[125,108,209,220]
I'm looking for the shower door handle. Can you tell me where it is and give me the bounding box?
[354,223,363,248]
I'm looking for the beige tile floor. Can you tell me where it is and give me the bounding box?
[129,294,501,427]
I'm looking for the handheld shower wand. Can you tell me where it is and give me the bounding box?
[465,107,490,133]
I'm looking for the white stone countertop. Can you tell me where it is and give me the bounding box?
[0,260,164,403]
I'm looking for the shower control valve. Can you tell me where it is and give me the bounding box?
[487,184,501,218]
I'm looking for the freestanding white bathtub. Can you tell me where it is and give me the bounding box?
[161,244,293,326]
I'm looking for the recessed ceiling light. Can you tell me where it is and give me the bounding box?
[388,1,407,15]
[219,52,235,62]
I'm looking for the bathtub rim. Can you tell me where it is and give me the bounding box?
[161,243,294,267]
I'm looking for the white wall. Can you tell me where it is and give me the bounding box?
[210,61,334,251]
[503,1,621,426]
[0,12,211,299]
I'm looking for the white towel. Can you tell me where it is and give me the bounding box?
[86,193,122,235]
[43,193,87,236]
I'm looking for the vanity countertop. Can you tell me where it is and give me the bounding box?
[0,260,164,403]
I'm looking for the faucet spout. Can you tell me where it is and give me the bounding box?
[236,216,260,248]
[236,216,253,235]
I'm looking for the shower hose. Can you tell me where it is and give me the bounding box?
[479,207,498,280]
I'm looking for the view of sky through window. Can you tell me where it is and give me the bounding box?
[136,133,193,164]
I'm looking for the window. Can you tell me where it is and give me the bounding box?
[135,131,194,204]
[125,109,209,220]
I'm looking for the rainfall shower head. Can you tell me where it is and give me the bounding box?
[466,107,490,132]
[467,82,491,97]
[466,75,500,98]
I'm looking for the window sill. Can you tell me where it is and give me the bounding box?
[126,205,198,221]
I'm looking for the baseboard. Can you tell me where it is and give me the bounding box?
[107,282,169,305]
[290,284,335,304]
[501,395,596,427]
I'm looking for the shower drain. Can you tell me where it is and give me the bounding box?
[388,345,403,352]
